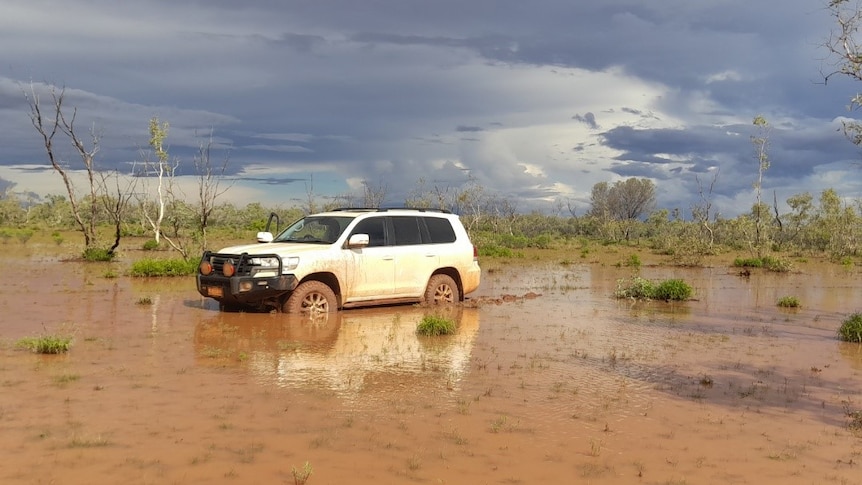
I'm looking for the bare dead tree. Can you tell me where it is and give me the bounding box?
[692,169,720,248]
[194,130,233,249]
[361,179,388,208]
[25,83,102,252]
[98,170,138,254]
[823,0,862,145]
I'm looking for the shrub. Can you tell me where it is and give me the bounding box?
[479,245,514,258]
[652,279,693,301]
[613,276,655,300]
[417,314,457,336]
[142,239,160,251]
[16,335,73,354]
[777,296,800,308]
[83,247,114,262]
[129,258,198,277]
[733,256,792,272]
[614,276,692,301]
[838,313,862,343]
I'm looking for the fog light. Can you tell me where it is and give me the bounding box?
[239,281,253,292]
[223,261,235,277]
[199,261,213,275]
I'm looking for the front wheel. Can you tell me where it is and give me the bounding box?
[424,274,458,305]
[282,281,337,313]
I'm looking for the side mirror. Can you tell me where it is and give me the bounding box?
[347,233,369,248]
[256,232,274,243]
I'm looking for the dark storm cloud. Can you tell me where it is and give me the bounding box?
[0,0,858,215]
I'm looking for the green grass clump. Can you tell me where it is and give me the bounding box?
[777,296,801,308]
[614,276,692,301]
[142,239,160,251]
[652,279,693,301]
[417,314,457,336]
[129,258,197,277]
[733,256,792,272]
[83,247,114,262]
[838,313,862,343]
[15,335,73,354]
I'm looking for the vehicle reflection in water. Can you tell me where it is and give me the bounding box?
[194,306,480,402]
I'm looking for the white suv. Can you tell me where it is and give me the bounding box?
[196,208,481,312]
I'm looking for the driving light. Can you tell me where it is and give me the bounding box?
[199,260,213,275]
[223,261,236,277]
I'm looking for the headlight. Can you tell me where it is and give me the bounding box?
[283,256,299,272]
[250,257,280,268]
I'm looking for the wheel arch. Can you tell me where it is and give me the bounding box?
[297,272,343,307]
[430,267,464,300]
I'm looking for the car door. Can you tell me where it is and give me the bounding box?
[343,217,395,301]
[391,216,439,297]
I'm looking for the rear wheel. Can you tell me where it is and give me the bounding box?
[282,281,337,313]
[424,274,458,305]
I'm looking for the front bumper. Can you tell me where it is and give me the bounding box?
[196,251,298,304]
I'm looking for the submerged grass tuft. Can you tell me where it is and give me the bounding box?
[291,461,313,485]
[838,312,862,343]
[129,258,197,277]
[15,335,73,354]
[416,314,457,336]
[777,296,801,308]
[614,276,692,301]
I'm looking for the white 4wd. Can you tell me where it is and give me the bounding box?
[196,208,481,312]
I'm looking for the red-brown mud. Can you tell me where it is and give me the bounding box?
[1,248,861,484]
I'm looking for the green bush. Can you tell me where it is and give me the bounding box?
[16,335,73,354]
[733,256,792,272]
[652,279,693,301]
[83,247,114,262]
[416,314,457,336]
[838,313,862,343]
[479,245,514,258]
[613,276,655,300]
[142,239,160,251]
[614,276,692,301]
[777,296,801,308]
[129,258,198,277]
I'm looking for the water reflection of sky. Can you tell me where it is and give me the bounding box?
[194,306,480,402]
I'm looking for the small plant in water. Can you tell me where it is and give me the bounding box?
[16,335,73,354]
[291,461,313,485]
[838,313,862,343]
[83,247,114,262]
[625,253,642,268]
[776,296,800,308]
[416,314,457,336]
[614,276,692,301]
[136,296,153,305]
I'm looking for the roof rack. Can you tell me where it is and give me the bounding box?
[330,207,451,214]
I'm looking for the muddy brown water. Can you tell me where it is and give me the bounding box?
[1,247,862,484]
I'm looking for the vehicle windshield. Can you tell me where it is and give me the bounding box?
[273,216,353,244]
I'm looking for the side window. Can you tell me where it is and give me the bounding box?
[423,217,456,243]
[392,217,422,246]
[351,218,387,247]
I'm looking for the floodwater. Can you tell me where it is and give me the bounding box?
[1,247,862,484]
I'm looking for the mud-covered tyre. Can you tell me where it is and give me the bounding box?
[282,281,337,314]
[424,274,458,305]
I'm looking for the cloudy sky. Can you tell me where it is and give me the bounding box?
[1,0,860,216]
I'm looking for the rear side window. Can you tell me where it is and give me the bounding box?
[392,216,422,246]
[423,217,456,243]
